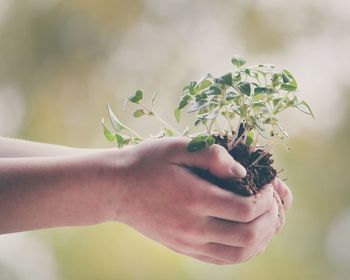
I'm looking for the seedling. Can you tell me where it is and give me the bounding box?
[102,56,313,196]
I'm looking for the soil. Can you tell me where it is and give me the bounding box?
[193,134,277,196]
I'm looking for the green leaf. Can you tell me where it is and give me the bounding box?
[189,81,197,94]
[206,110,220,120]
[187,100,209,113]
[179,94,191,109]
[205,85,221,95]
[187,135,207,152]
[133,109,145,118]
[245,131,254,146]
[163,128,174,137]
[282,72,290,83]
[226,91,240,101]
[272,97,283,106]
[107,104,125,132]
[187,134,215,152]
[128,90,143,104]
[195,79,212,91]
[206,135,215,146]
[114,133,125,148]
[231,55,247,68]
[254,87,274,95]
[281,83,297,91]
[296,101,315,119]
[220,73,233,86]
[281,70,298,90]
[102,119,115,142]
[239,82,251,96]
[174,108,181,122]
[282,69,295,80]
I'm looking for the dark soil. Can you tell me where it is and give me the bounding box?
[193,134,277,196]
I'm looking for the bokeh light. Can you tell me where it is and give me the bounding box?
[0,1,349,279]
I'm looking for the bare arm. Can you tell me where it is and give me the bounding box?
[0,150,115,233]
[0,136,90,157]
[0,137,292,264]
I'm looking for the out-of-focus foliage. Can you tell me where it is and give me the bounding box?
[0,0,350,279]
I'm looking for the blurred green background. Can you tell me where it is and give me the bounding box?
[0,0,350,279]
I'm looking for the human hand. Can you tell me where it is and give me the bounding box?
[102,138,292,265]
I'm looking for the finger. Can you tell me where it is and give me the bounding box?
[273,189,286,234]
[168,138,246,178]
[185,252,229,265]
[166,242,229,265]
[200,183,274,222]
[198,243,252,264]
[202,199,279,247]
[272,178,293,211]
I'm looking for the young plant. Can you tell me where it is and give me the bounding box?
[102,56,313,196]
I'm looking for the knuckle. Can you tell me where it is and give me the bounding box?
[238,200,256,222]
[230,248,247,264]
[178,221,203,240]
[183,191,202,211]
[209,144,225,161]
[171,237,194,253]
[242,227,260,246]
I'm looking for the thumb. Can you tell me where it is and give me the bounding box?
[171,141,246,179]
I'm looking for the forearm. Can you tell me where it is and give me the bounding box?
[0,150,115,233]
[0,137,91,157]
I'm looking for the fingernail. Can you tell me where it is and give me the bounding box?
[231,162,246,178]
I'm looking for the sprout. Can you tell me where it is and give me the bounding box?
[103,57,313,152]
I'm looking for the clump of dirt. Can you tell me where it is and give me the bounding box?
[194,135,277,196]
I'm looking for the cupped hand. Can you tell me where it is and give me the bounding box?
[105,138,292,265]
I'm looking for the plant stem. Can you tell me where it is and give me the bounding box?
[139,104,181,135]
[208,85,227,134]
[122,123,143,140]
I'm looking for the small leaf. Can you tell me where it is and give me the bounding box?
[151,90,159,107]
[239,82,251,96]
[220,73,233,86]
[187,135,207,152]
[163,128,174,137]
[174,108,181,122]
[281,83,297,91]
[179,94,191,109]
[102,119,115,142]
[296,101,315,119]
[272,97,283,106]
[205,85,221,95]
[226,91,240,101]
[254,87,273,95]
[107,104,125,132]
[189,81,197,94]
[114,133,125,148]
[206,135,215,146]
[282,72,290,83]
[133,109,145,118]
[195,79,212,91]
[187,100,210,113]
[245,131,254,146]
[231,55,247,68]
[128,90,143,104]
[206,110,220,120]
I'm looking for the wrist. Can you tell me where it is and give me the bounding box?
[87,147,131,224]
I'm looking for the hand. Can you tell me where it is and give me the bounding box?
[103,138,292,265]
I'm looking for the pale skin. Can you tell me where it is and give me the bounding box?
[0,136,292,265]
